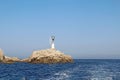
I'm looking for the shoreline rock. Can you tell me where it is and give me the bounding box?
[29,49,73,63]
[0,49,4,61]
[0,48,73,64]
[4,56,20,63]
[0,49,20,63]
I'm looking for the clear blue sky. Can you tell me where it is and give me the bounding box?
[0,0,120,59]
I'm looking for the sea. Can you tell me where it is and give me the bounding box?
[0,59,120,80]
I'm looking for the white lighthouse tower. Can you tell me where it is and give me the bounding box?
[50,36,55,49]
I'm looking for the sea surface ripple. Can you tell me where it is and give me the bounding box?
[0,59,120,80]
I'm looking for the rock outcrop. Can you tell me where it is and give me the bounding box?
[29,49,73,63]
[4,56,20,62]
[0,48,73,64]
[0,49,20,63]
[0,49,4,61]
[20,58,30,62]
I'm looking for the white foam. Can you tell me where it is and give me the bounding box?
[91,77,113,80]
[45,70,71,80]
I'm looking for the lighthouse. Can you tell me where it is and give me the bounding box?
[50,36,55,49]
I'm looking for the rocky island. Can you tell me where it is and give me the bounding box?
[29,49,73,63]
[0,36,73,64]
[0,48,73,64]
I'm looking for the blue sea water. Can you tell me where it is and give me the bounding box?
[0,59,120,80]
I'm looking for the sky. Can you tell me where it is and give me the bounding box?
[0,0,120,59]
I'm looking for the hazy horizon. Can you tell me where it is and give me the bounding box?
[0,0,120,59]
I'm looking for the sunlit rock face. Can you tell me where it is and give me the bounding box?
[4,56,20,62]
[0,49,4,61]
[0,48,73,64]
[29,49,73,63]
[0,49,20,63]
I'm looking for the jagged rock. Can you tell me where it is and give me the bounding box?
[0,49,4,61]
[4,56,20,62]
[0,49,20,63]
[20,58,30,62]
[0,48,73,64]
[29,49,73,63]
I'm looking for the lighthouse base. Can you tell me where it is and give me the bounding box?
[51,43,55,49]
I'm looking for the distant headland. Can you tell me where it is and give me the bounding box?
[0,36,73,63]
